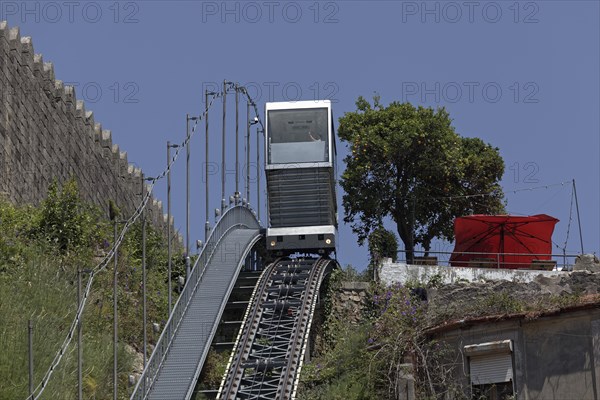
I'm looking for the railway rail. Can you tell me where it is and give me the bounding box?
[218,257,335,400]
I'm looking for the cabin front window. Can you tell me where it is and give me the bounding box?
[267,108,329,164]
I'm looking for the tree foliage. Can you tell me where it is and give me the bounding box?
[37,178,107,255]
[366,227,399,280]
[368,226,399,263]
[338,97,505,261]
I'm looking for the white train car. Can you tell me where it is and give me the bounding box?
[265,100,337,255]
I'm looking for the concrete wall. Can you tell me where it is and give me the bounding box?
[0,21,171,234]
[379,259,566,286]
[434,308,600,400]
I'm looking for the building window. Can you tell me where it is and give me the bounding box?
[464,340,515,400]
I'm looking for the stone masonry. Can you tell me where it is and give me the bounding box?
[333,282,370,325]
[0,21,172,234]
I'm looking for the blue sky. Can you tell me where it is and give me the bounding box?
[4,1,599,269]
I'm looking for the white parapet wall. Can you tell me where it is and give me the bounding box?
[379,259,567,287]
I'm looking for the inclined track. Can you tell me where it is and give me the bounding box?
[218,257,333,400]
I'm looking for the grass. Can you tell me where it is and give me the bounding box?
[0,246,139,399]
[298,324,376,400]
[0,250,75,399]
[0,182,182,399]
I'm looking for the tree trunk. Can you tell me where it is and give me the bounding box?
[396,219,415,265]
[405,247,415,265]
[423,236,433,258]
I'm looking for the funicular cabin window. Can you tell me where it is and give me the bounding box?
[267,108,329,164]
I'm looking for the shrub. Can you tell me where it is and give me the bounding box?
[0,178,179,399]
[37,178,108,256]
[368,226,399,263]
[0,199,38,270]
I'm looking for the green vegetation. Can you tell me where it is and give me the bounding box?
[368,226,399,264]
[338,97,505,262]
[298,269,595,399]
[299,267,377,399]
[0,179,105,271]
[192,349,231,399]
[298,324,375,400]
[38,179,108,257]
[427,288,592,328]
[367,226,399,280]
[300,268,465,400]
[0,179,182,399]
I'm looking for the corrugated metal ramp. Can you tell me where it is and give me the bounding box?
[145,228,261,400]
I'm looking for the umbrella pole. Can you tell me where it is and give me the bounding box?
[499,224,504,268]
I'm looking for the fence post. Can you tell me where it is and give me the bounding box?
[28,319,33,399]
[113,220,119,400]
[78,268,83,400]
[142,173,147,368]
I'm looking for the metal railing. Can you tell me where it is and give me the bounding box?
[130,205,260,400]
[395,249,580,271]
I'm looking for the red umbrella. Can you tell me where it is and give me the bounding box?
[450,214,559,269]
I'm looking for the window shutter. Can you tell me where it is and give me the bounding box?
[469,352,514,385]
[465,339,514,385]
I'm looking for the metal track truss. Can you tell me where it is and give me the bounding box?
[218,257,334,400]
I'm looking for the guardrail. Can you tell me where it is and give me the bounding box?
[130,205,260,400]
[395,249,580,271]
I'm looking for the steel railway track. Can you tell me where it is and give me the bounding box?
[218,257,334,400]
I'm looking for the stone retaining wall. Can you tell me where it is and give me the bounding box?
[0,21,172,235]
[328,282,370,326]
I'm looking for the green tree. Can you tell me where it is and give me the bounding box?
[366,226,399,281]
[37,178,107,255]
[368,226,399,264]
[338,97,505,263]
